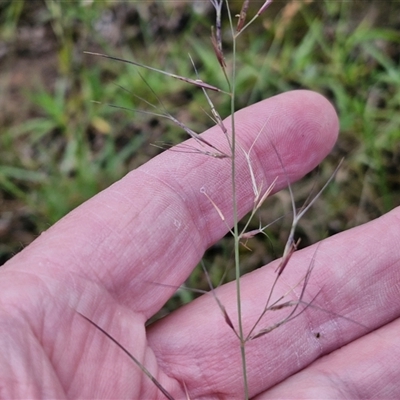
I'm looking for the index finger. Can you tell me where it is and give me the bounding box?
[5,90,338,318]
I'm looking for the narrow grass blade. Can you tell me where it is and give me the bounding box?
[77,312,175,400]
[84,52,224,93]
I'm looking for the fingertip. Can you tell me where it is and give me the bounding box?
[230,90,339,185]
[280,90,339,169]
[293,89,339,146]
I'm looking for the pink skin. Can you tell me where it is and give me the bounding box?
[1,90,399,399]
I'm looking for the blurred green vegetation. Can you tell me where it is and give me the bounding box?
[1,1,399,310]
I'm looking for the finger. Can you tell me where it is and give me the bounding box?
[147,206,400,399]
[4,90,338,317]
[253,318,400,399]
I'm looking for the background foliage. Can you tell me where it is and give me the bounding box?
[1,1,399,309]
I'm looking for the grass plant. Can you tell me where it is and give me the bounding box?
[82,1,352,398]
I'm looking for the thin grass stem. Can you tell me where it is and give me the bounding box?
[224,1,249,397]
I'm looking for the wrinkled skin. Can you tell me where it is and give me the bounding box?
[1,91,399,399]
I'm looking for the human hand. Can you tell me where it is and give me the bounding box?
[1,90,399,399]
